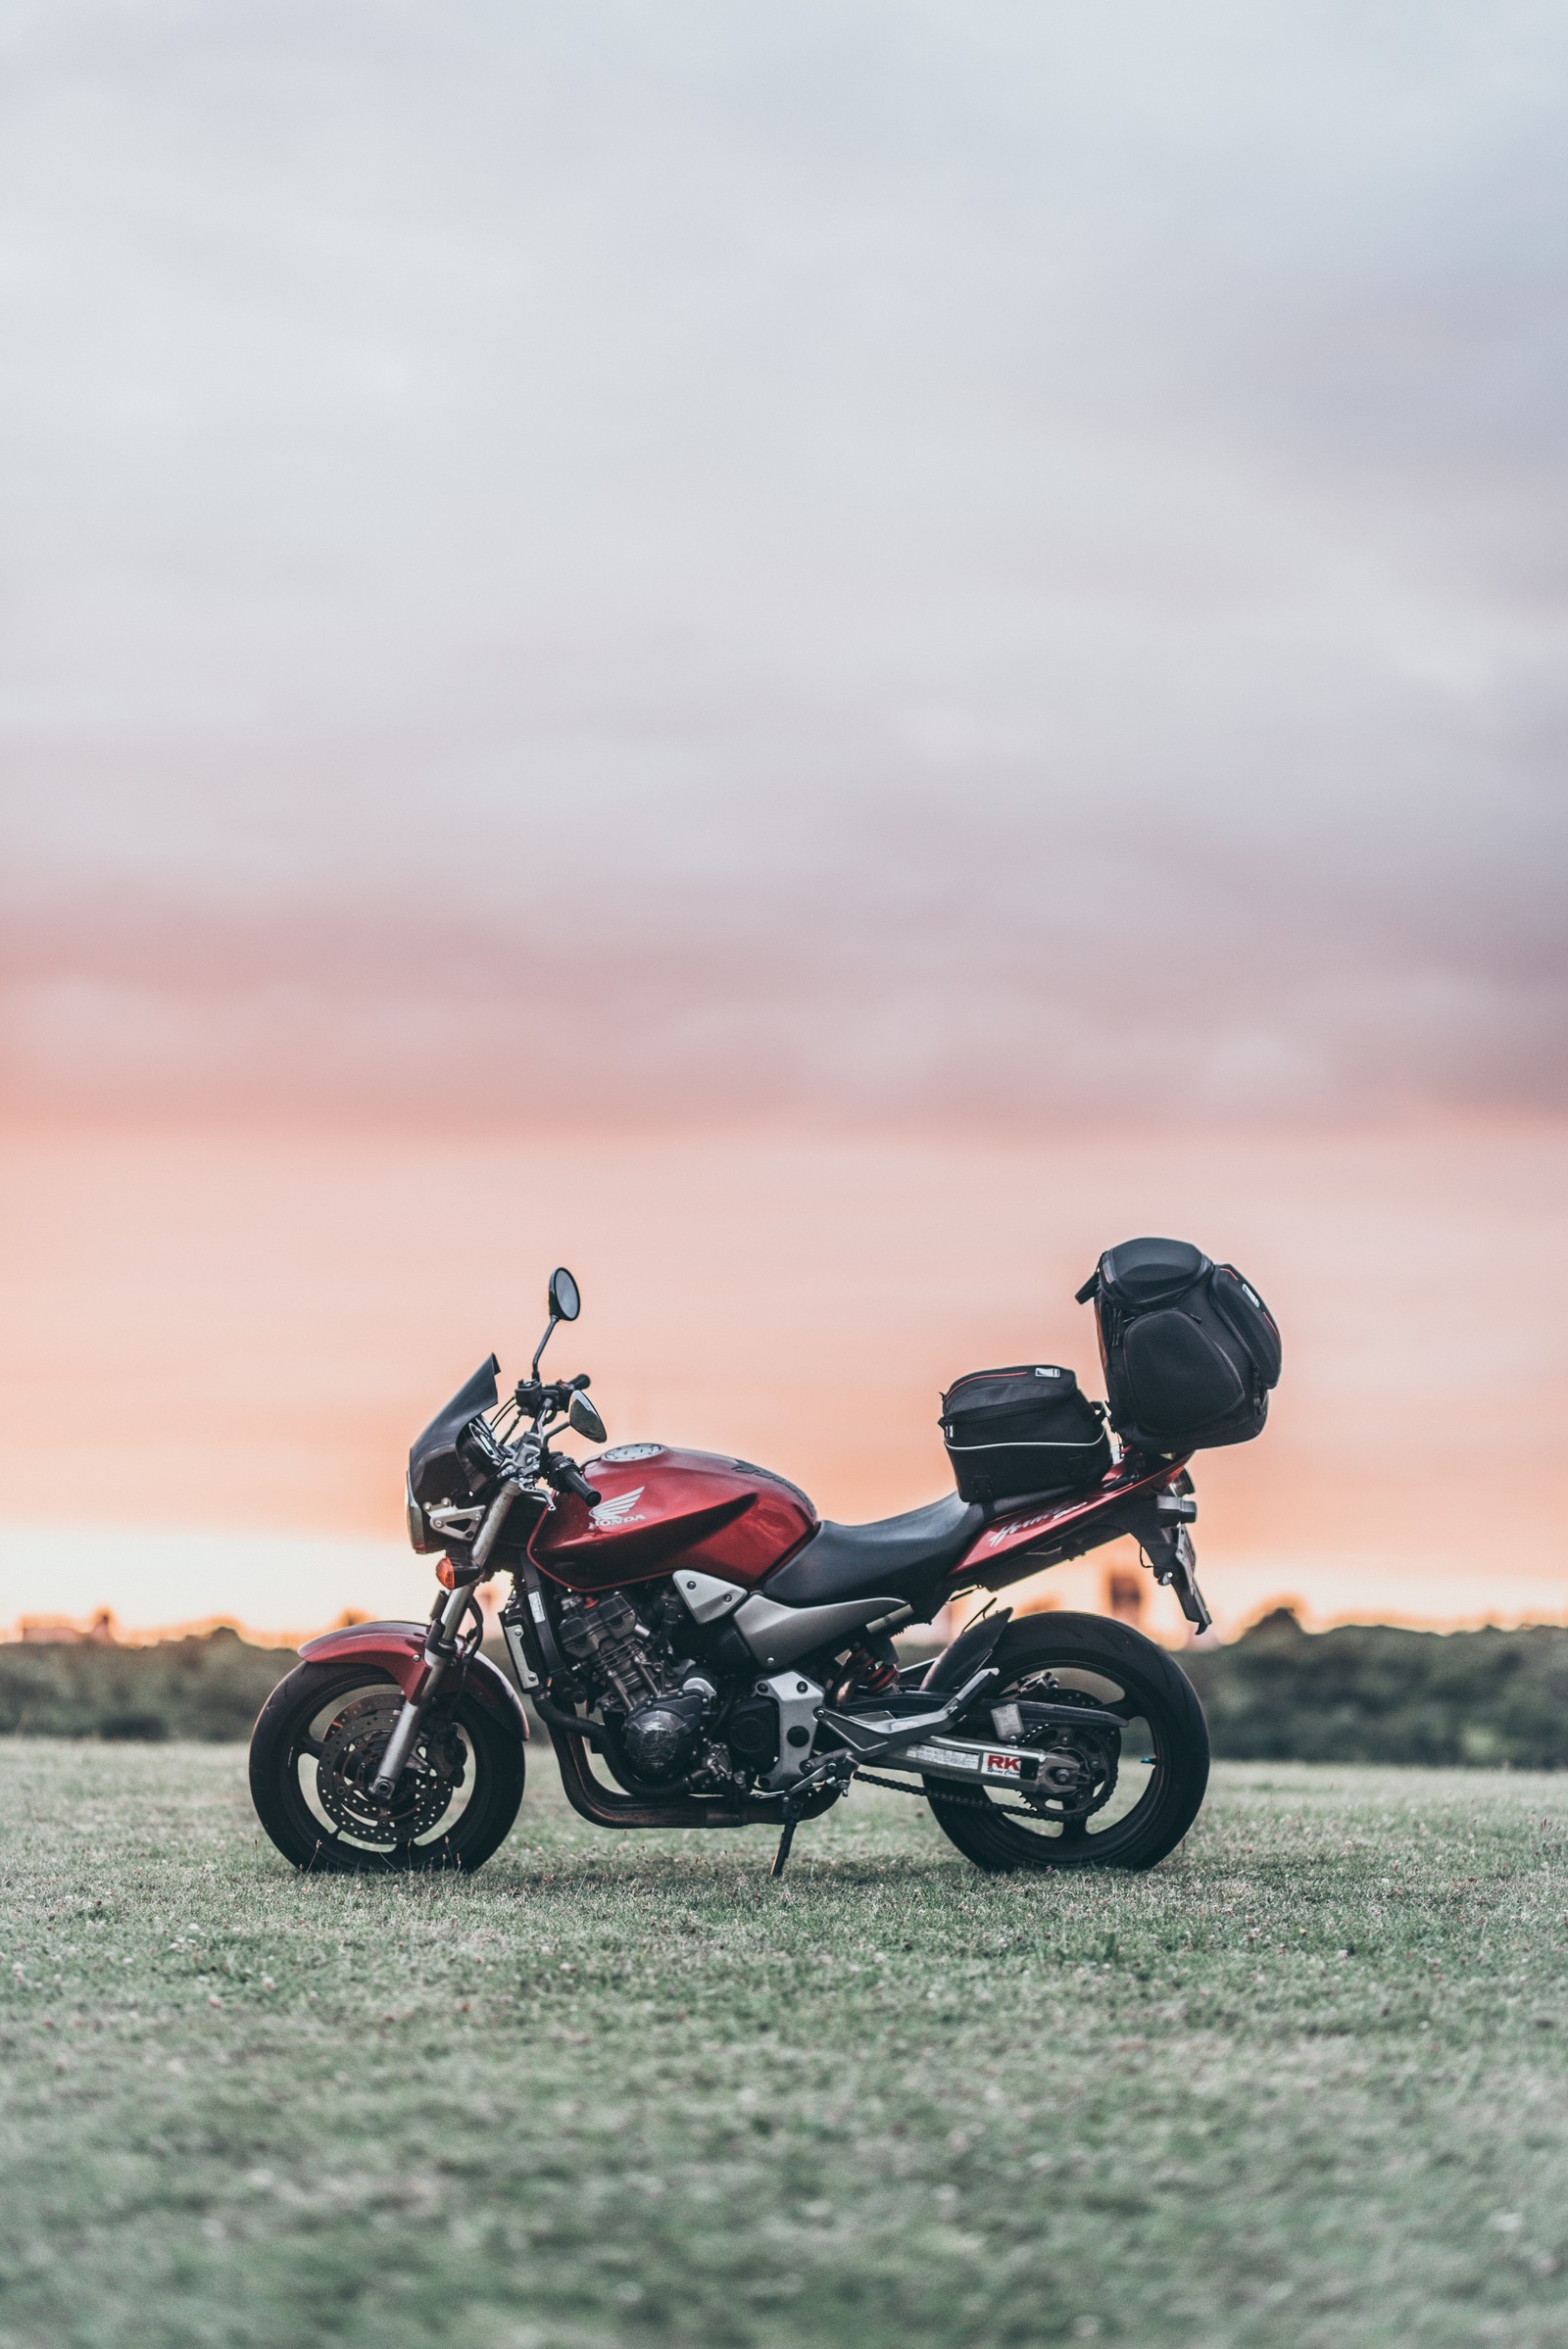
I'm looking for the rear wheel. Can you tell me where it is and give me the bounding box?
[924,1611,1208,1873]
[250,1661,524,1873]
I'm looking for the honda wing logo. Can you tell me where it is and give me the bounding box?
[590,1487,645,1530]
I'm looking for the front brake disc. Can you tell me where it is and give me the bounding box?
[314,1693,454,1843]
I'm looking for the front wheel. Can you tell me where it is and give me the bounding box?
[250,1662,524,1873]
[925,1611,1208,1873]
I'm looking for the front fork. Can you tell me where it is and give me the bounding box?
[368,1478,522,1802]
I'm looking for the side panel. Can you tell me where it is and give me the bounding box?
[954,1457,1191,1582]
[531,1446,815,1591]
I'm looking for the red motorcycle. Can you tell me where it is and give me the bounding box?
[251,1245,1280,1878]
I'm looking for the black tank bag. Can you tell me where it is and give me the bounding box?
[940,1364,1111,1505]
[1077,1237,1281,1453]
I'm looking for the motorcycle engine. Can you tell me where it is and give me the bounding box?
[555,1588,718,1786]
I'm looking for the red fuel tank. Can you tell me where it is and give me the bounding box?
[529,1445,816,1592]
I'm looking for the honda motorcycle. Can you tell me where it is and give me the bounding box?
[251,1246,1280,1879]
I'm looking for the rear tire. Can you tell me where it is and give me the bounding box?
[250,1661,524,1874]
[924,1611,1208,1873]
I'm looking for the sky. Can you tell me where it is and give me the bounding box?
[2,2,1566,1638]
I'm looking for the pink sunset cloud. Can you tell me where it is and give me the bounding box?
[1,3,1563,1634]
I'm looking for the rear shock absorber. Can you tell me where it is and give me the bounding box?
[833,1639,900,1702]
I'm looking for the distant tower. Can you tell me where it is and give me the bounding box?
[1103,1567,1144,1625]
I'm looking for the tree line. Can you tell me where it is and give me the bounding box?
[3,1609,1567,1767]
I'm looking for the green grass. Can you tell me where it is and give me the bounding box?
[2,1748,1567,2349]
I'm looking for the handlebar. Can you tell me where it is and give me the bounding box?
[547,1452,602,1508]
[515,1373,590,1407]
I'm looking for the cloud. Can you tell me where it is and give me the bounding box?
[2,0,1565,1126]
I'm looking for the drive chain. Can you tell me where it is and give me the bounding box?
[855,1767,1046,1821]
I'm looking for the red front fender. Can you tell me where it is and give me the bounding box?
[299,1619,428,1698]
[297,1619,528,1737]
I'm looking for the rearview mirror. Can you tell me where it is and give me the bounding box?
[531,1265,583,1379]
[568,1391,607,1445]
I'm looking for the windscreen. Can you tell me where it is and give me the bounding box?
[408,1353,500,1504]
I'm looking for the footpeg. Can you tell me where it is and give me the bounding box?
[815,1664,1000,1763]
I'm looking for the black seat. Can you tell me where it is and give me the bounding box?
[761,1492,987,1609]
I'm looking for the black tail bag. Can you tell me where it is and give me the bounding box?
[1076,1237,1281,1452]
[941,1365,1111,1505]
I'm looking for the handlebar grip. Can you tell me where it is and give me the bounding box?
[553,1457,602,1508]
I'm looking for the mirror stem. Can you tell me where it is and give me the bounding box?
[529,1313,560,1383]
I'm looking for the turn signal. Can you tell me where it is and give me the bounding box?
[436,1558,458,1590]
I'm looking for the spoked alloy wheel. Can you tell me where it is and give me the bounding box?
[249,1661,524,1874]
[924,1612,1208,1873]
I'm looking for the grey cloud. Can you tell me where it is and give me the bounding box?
[2,0,1565,1124]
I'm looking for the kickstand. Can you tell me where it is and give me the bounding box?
[770,1812,799,1880]
[771,1755,856,1878]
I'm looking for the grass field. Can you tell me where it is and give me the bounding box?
[2,1746,1567,2349]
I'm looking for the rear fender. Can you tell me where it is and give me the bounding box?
[921,1608,1011,1691]
[297,1621,528,1738]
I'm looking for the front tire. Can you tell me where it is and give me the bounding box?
[925,1611,1208,1873]
[250,1662,524,1873]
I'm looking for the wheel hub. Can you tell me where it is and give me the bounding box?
[1017,1683,1121,1824]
